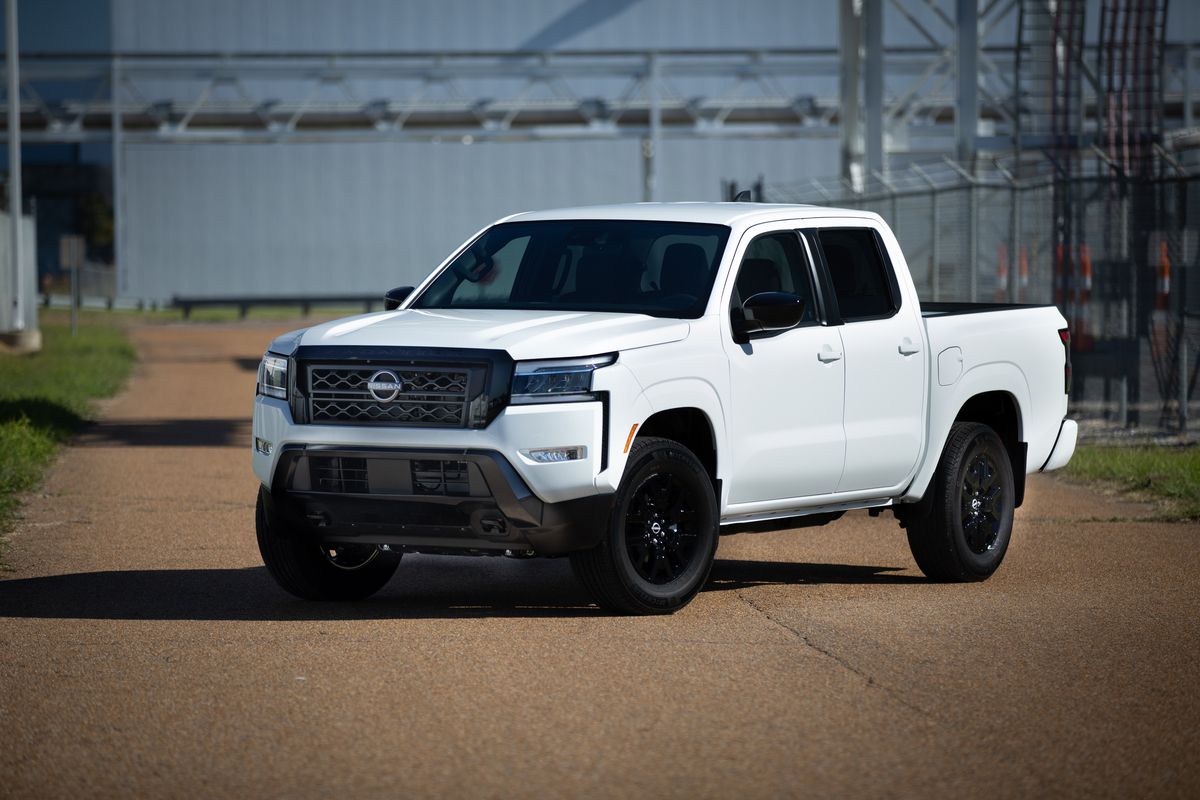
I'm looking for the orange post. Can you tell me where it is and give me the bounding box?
[1018,246,1030,303]
[1076,244,1093,350]
[1157,241,1171,308]
[995,243,1009,302]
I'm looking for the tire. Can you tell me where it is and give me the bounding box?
[256,488,401,601]
[570,437,719,615]
[906,421,1015,582]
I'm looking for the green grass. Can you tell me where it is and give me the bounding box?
[1064,444,1200,521]
[0,319,136,558]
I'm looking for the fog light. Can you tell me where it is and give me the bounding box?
[255,437,273,456]
[519,446,586,464]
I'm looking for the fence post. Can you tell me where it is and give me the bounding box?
[1182,335,1190,434]
[931,191,940,300]
[969,184,979,302]
[1119,376,1128,428]
[911,164,939,300]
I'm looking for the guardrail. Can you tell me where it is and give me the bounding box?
[172,295,382,319]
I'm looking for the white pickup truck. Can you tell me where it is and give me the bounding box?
[252,203,1077,614]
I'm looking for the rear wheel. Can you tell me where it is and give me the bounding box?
[256,489,401,600]
[570,437,719,614]
[905,422,1015,582]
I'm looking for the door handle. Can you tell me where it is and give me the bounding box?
[898,337,921,356]
[817,345,843,363]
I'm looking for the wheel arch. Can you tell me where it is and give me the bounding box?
[903,362,1031,508]
[952,390,1027,508]
[635,407,719,487]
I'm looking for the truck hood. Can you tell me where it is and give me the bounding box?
[296,308,690,360]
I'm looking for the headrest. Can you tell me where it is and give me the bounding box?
[661,243,709,295]
[737,258,783,298]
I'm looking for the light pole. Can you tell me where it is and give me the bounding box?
[2,0,38,352]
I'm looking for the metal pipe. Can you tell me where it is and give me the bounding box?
[864,0,884,179]
[1186,44,1194,130]
[643,52,660,202]
[955,0,978,164]
[839,0,862,188]
[6,0,22,331]
[112,53,125,294]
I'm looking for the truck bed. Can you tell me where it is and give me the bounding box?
[921,301,1057,317]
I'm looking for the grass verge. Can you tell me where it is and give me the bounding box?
[0,317,136,561]
[1064,444,1200,521]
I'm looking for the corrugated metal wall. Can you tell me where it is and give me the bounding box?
[114,0,851,301]
[123,137,837,300]
[112,0,834,52]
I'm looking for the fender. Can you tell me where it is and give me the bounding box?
[599,376,729,506]
[903,361,1031,503]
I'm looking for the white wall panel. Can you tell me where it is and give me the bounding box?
[123,139,643,300]
[113,0,836,53]
[122,135,836,301]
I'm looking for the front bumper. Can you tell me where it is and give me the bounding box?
[264,445,612,555]
[253,394,605,504]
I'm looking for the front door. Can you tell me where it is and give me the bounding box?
[721,228,847,506]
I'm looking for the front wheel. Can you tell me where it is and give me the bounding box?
[256,489,401,600]
[570,437,719,614]
[905,422,1015,582]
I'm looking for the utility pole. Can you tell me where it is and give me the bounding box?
[2,0,37,351]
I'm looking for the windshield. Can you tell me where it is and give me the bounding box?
[411,219,731,318]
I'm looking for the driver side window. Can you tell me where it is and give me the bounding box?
[731,231,817,324]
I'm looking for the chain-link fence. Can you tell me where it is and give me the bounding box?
[765,167,1200,438]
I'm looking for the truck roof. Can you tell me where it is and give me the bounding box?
[503,202,881,227]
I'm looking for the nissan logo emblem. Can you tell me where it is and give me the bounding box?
[366,370,404,403]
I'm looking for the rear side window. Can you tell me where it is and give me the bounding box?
[818,228,898,321]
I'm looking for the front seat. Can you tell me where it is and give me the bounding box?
[735,257,783,300]
[660,243,710,298]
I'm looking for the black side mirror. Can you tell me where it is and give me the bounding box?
[736,291,807,339]
[383,286,414,311]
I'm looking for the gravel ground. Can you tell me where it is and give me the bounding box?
[1,322,1197,799]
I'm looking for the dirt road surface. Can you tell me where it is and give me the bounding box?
[1,323,1198,799]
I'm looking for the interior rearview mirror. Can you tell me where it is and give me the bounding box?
[383,286,415,311]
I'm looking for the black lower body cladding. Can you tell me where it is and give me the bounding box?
[265,445,611,555]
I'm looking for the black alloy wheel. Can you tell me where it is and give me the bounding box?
[960,451,1004,554]
[904,421,1015,582]
[256,489,401,600]
[319,543,380,571]
[569,436,719,614]
[624,471,703,585]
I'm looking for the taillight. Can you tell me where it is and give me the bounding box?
[1059,327,1071,395]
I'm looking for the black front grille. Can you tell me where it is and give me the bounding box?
[309,456,369,493]
[306,365,471,427]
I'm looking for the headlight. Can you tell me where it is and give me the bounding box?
[257,353,289,400]
[510,354,616,404]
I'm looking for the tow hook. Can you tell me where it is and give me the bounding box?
[504,549,536,559]
[477,514,508,537]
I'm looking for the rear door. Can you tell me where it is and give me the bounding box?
[810,222,926,493]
